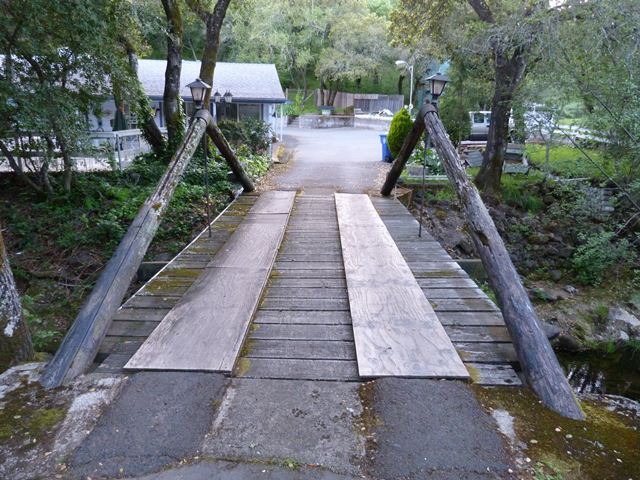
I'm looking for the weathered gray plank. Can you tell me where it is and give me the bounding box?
[436,311,505,326]
[335,193,468,379]
[245,339,356,361]
[429,298,500,312]
[125,191,295,372]
[236,358,359,381]
[265,287,349,299]
[268,278,347,289]
[416,278,477,288]
[112,308,170,322]
[253,310,352,325]
[261,297,349,311]
[444,325,512,343]
[272,269,345,279]
[456,342,518,363]
[467,363,522,386]
[421,288,487,299]
[251,324,354,341]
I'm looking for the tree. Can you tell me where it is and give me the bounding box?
[0,226,34,372]
[186,0,232,108]
[316,10,391,105]
[160,0,186,152]
[390,0,547,197]
[0,0,143,193]
[542,0,640,184]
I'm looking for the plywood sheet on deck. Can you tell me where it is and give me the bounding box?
[335,193,468,379]
[124,190,295,372]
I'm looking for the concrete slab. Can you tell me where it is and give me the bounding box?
[70,372,227,479]
[128,459,359,480]
[202,378,365,476]
[364,378,513,479]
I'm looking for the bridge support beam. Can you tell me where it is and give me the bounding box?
[40,109,254,388]
[420,105,584,420]
[380,105,426,196]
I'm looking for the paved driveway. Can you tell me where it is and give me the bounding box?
[275,127,389,194]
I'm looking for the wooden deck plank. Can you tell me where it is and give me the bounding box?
[335,193,468,379]
[264,287,348,299]
[245,339,356,361]
[124,191,295,372]
[237,358,359,381]
[251,324,354,341]
[253,310,352,325]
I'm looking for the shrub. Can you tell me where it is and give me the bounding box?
[218,118,272,154]
[571,231,637,285]
[387,108,413,158]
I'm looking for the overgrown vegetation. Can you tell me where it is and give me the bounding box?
[1,118,273,355]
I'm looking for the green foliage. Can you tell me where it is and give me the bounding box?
[571,231,637,286]
[501,174,545,213]
[218,118,272,154]
[387,108,412,158]
[439,91,472,146]
[0,0,142,193]
[526,145,612,181]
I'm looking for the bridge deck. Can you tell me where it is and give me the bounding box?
[93,192,521,386]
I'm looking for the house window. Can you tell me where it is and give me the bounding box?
[238,103,261,121]
[216,103,238,122]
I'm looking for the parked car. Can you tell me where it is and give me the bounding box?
[468,110,517,140]
[373,109,394,117]
[469,111,491,140]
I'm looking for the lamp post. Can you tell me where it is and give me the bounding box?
[425,72,449,107]
[212,90,233,121]
[187,78,213,237]
[418,73,449,238]
[395,60,414,111]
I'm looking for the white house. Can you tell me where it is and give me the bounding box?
[90,60,287,133]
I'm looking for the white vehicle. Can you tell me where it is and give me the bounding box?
[469,111,491,139]
[468,111,517,140]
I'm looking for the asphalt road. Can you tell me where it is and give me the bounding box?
[275,127,389,194]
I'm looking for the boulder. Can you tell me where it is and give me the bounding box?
[541,321,562,340]
[549,270,562,282]
[607,307,640,338]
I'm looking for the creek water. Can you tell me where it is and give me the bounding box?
[558,348,640,402]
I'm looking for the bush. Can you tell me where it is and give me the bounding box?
[218,118,272,154]
[571,230,637,285]
[387,108,413,158]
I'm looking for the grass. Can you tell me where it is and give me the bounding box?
[526,144,612,181]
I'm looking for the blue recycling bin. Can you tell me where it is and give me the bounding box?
[379,134,393,162]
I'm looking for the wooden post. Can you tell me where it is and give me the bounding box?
[421,105,584,420]
[380,104,426,196]
[40,110,212,388]
[206,122,255,192]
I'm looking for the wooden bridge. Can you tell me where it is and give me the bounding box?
[93,190,521,387]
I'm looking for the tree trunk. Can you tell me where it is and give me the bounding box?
[127,47,166,155]
[161,0,185,151]
[397,74,405,95]
[187,0,231,109]
[0,227,34,372]
[474,48,527,197]
[421,105,584,420]
[206,122,255,192]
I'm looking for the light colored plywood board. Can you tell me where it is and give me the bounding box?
[335,193,468,379]
[125,190,295,372]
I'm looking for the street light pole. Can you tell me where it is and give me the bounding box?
[408,64,414,111]
[187,78,213,238]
